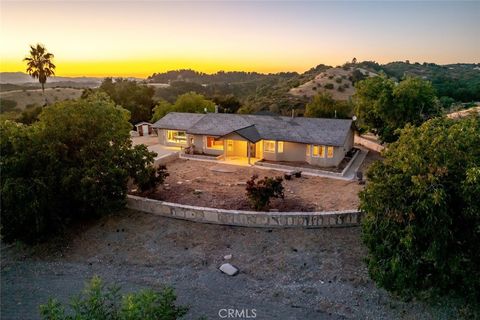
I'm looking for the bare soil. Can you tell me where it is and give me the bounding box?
[132,159,364,212]
[1,210,458,319]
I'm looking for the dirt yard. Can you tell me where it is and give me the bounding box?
[1,210,458,320]
[133,159,364,212]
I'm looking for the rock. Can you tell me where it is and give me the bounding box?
[224,254,232,260]
[164,186,171,190]
[219,263,239,276]
[131,188,137,192]
[177,181,183,185]
[193,189,203,195]
[235,181,247,186]
[164,183,169,187]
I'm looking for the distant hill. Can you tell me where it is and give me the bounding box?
[0,72,105,84]
[289,67,378,100]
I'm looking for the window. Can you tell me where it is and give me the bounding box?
[306,145,311,156]
[227,140,233,152]
[166,130,186,144]
[312,145,325,158]
[327,146,334,158]
[206,136,224,150]
[277,141,284,153]
[264,140,275,153]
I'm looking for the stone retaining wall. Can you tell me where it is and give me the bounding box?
[127,195,362,228]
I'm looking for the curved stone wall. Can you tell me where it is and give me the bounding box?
[127,195,362,228]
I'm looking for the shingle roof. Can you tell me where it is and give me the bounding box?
[152,112,353,147]
[152,112,205,131]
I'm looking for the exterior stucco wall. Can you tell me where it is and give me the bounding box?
[307,146,345,167]
[157,129,188,147]
[276,142,307,162]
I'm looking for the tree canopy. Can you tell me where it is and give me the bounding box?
[304,92,352,119]
[0,92,163,243]
[353,75,440,142]
[24,44,56,100]
[151,92,215,122]
[360,114,480,305]
[99,78,156,124]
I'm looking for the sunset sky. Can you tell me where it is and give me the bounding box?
[1,1,479,78]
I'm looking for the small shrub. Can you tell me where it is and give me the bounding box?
[335,77,342,84]
[337,86,345,92]
[312,86,317,90]
[246,174,284,210]
[324,83,334,89]
[341,75,347,79]
[134,165,169,192]
[0,98,18,113]
[343,83,350,88]
[328,75,334,79]
[39,276,188,320]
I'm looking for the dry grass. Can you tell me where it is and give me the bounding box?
[289,67,377,100]
[0,87,83,109]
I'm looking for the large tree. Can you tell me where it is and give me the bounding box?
[360,114,480,305]
[99,78,156,124]
[0,92,163,243]
[353,75,440,142]
[151,92,215,122]
[24,44,56,104]
[304,92,352,119]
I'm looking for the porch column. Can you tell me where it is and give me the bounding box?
[247,141,251,165]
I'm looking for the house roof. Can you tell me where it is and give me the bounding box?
[152,112,353,147]
[134,121,152,127]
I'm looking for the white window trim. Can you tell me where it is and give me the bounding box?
[277,141,284,153]
[264,140,276,153]
[327,146,334,158]
[205,136,224,150]
[312,145,326,158]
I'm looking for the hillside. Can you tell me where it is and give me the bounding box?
[0,72,104,84]
[289,67,377,100]
[0,87,83,110]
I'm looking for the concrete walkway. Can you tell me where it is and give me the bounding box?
[342,148,369,180]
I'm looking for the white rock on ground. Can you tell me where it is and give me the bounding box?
[219,263,239,276]
[224,254,232,260]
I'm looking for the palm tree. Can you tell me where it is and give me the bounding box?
[24,44,56,105]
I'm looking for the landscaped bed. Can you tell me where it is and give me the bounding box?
[130,158,365,212]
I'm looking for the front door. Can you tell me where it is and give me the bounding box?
[249,143,256,158]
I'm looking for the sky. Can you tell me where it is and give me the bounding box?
[0,1,479,78]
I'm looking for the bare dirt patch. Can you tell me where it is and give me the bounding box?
[1,210,457,319]
[132,159,364,212]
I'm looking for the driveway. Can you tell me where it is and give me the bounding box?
[131,135,181,159]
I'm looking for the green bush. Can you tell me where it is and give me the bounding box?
[246,174,284,210]
[40,276,188,320]
[134,165,169,193]
[305,92,352,119]
[360,115,480,306]
[337,86,345,92]
[0,98,18,113]
[324,83,334,89]
[0,92,163,244]
[335,77,342,84]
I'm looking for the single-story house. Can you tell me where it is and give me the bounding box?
[152,112,354,167]
[135,122,154,136]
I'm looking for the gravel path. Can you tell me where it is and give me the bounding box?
[1,210,457,319]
